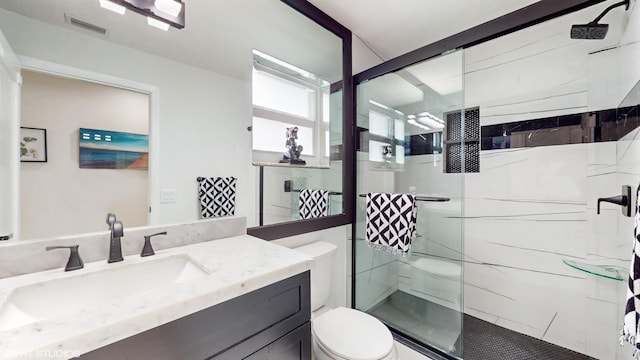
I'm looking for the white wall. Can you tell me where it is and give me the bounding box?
[20,71,149,239]
[352,34,384,75]
[0,9,256,229]
[0,30,20,241]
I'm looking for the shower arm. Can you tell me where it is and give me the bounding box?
[591,0,630,24]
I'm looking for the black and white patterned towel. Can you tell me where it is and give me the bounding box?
[621,184,640,358]
[365,193,417,256]
[299,189,329,219]
[197,177,237,218]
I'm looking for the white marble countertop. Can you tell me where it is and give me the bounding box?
[0,235,312,360]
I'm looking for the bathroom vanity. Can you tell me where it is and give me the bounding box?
[79,271,311,359]
[0,235,312,360]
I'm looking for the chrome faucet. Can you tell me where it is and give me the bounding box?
[106,213,124,263]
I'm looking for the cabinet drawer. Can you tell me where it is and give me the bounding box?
[242,322,311,360]
[78,271,310,360]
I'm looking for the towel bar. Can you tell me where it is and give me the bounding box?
[290,189,342,195]
[358,193,450,202]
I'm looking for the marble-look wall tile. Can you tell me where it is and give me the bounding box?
[464,261,586,342]
[459,136,640,358]
[0,216,246,279]
[355,260,399,311]
[462,142,595,356]
[585,130,640,359]
[584,296,622,359]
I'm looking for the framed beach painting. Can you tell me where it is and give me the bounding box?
[20,127,47,162]
[79,128,149,170]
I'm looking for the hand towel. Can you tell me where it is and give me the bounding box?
[299,189,330,219]
[198,177,237,218]
[621,184,640,358]
[365,193,417,256]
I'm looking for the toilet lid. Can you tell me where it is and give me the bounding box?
[313,307,393,360]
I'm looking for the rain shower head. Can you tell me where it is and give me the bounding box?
[570,23,609,39]
[570,0,630,40]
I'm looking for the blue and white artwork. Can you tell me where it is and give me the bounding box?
[79,128,148,170]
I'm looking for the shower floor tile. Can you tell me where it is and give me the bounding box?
[461,314,596,360]
[368,291,596,360]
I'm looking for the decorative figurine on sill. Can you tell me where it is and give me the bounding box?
[280,126,306,165]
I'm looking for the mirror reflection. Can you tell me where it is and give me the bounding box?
[20,70,150,240]
[251,50,343,225]
[0,0,346,241]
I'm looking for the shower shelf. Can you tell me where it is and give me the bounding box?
[562,259,626,281]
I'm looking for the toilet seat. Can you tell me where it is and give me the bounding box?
[312,307,394,360]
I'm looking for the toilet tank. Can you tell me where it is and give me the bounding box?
[295,241,337,311]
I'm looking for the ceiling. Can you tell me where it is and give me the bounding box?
[0,0,632,81]
[307,0,540,61]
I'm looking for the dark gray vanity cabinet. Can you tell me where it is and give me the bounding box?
[77,271,311,360]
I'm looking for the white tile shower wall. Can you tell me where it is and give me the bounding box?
[463,144,591,354]
[456,138,640,359]
[354,152,401,310]
[397,154,464,258]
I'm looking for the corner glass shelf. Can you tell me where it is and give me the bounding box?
[562,259,626,281]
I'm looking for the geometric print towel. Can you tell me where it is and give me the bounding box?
[365,193,417,256]
[197,177,237,218]
[299,189,330,220]
[621,183,640,358]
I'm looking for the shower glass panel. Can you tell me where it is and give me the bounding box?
[354,49,465,358]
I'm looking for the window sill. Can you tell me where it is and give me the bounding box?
[252,161,331,169]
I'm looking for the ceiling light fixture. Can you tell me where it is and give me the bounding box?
[417,117,445,129]
[99,0,126,14]
[408,119,431,131]
[147,16,170,31]
[154,0,182,17]
[99,0,185,29]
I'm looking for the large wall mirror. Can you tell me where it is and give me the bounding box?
[0,0,352,242]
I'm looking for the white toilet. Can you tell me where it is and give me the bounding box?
[295,241,398,360]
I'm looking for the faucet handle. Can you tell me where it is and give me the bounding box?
[46,245,84,271]
[106,213,117,229]
[141,232,167,257]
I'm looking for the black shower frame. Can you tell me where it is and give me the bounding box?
[350,0,609,359]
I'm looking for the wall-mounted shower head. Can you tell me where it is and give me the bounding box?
[570,0,630,39]
[570,23,609,39]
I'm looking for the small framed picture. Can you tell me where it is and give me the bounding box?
[20,127,47,162]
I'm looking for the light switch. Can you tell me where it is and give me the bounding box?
[160,188,176,203]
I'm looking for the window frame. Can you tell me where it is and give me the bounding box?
[252,62,330,163]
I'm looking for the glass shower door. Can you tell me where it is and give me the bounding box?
[354,49,465,358]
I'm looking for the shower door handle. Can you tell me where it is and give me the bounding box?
[597,185,632,217]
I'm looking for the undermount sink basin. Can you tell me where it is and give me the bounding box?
[0,255,209,331]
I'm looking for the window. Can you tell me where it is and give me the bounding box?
[251,51,330,165]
